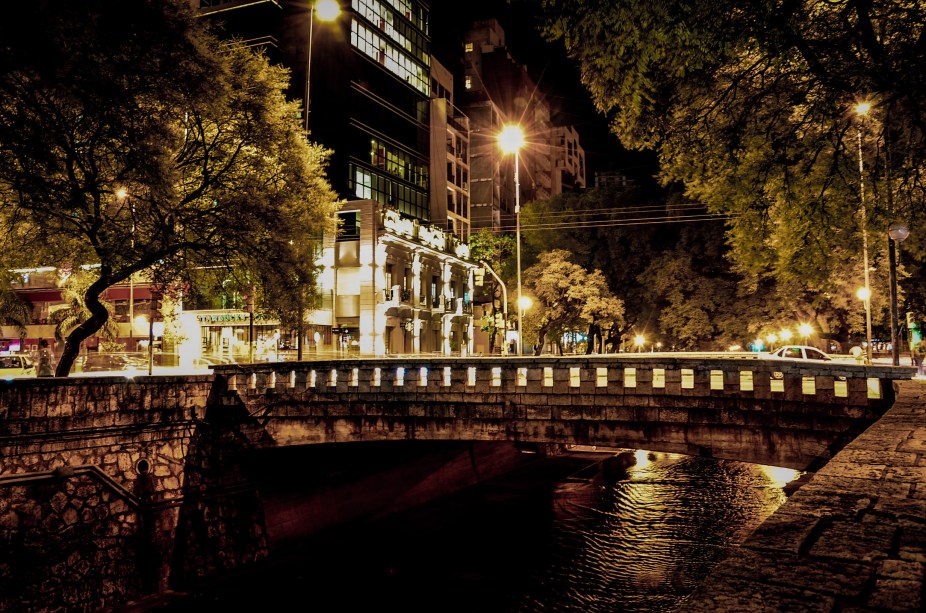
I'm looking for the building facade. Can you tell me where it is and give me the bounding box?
[310,200,475,356]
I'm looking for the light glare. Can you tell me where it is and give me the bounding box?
[498,124,525,154]
[315,0,340,21]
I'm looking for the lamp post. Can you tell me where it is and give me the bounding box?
[304,0,340,134]
[498,124,525,355]
[479,260,508,355]
[855,102,873,364]
[857,286,872,362]
[888,222,910,365]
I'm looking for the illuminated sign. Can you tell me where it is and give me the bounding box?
[382,208,468,259]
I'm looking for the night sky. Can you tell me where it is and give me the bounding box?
[429,1,653,182]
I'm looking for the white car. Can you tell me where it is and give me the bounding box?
[0,354,36,378]
[768,345,833,362]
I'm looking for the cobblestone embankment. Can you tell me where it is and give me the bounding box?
[687,379,926,611]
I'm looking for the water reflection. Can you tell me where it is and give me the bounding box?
[160,449,802,613]
[519,451,801,612]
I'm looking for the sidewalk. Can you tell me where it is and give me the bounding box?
[687,379,926,611]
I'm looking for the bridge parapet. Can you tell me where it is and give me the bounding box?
[213,356,915,470]
[214,355,913,405]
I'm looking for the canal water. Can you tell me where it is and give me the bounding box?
[157,448,799,612]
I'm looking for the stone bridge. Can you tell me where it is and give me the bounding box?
[0,356,916,612]
[216,355,912,470]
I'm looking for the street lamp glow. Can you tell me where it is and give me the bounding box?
[315,0,341,21]
[517,295,533,311]
[498,124,525,154]
[499,123,526,355]
[766,333,778,345]
[798,323,813,338]
[780,329,793,342]
[634,335,645,350]
[856,286,871,301]
[115,187,128,200]
[854,101,872,117]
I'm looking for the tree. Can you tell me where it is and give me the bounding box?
[0,0,339,375]
[529,0,926,305]
[523,250,624,354]
[469,228,515,354]
[50,269,120,349]
[0,288,31,346]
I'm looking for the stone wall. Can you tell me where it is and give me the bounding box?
[0,376,212,612]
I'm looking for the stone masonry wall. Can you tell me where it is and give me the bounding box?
[0,376,211,612]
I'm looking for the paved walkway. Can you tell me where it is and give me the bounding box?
[688,379,926,611]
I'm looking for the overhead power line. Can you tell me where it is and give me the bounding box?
[491,211,737,233]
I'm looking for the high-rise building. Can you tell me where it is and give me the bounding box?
[430,57,471,240]
[552,125,586,193]
[460,19,560,232]
[199,0,435,222]
[194,0,475,357]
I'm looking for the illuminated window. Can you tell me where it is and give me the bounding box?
[464,42,473,52]
[464,75,472,90]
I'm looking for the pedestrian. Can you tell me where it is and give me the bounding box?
[37,339,54,377]
[914,343,925,378]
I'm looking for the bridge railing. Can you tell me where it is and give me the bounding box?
[213,355,915,407]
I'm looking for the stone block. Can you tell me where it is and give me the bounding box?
[809,520,896,563]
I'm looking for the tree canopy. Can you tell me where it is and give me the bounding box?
[528,0,926,321]
[523,249,624,354]
[0,0,339,374]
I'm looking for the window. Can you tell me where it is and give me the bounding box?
[464,76,472,90]
[338,212,361,241]
[464,42,473,52]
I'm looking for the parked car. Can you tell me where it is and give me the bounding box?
[0,354,36,378]
[82,353,146,373]
[768,345,833,362]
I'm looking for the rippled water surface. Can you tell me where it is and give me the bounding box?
[165,450,799,612]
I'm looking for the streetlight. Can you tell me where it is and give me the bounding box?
[304,0,341,133]
[854,101,873,364]
[479,260,508,355]
[779,328,793,343]
[857,286,872,362]
[888,222,910,365]
[634,335,646,352]
[498,123,525,355]
[798,323,813,344]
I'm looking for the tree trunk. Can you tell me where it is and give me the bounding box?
[533,332,546,356]
[586,323,602,354]
[55,278,112,376]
